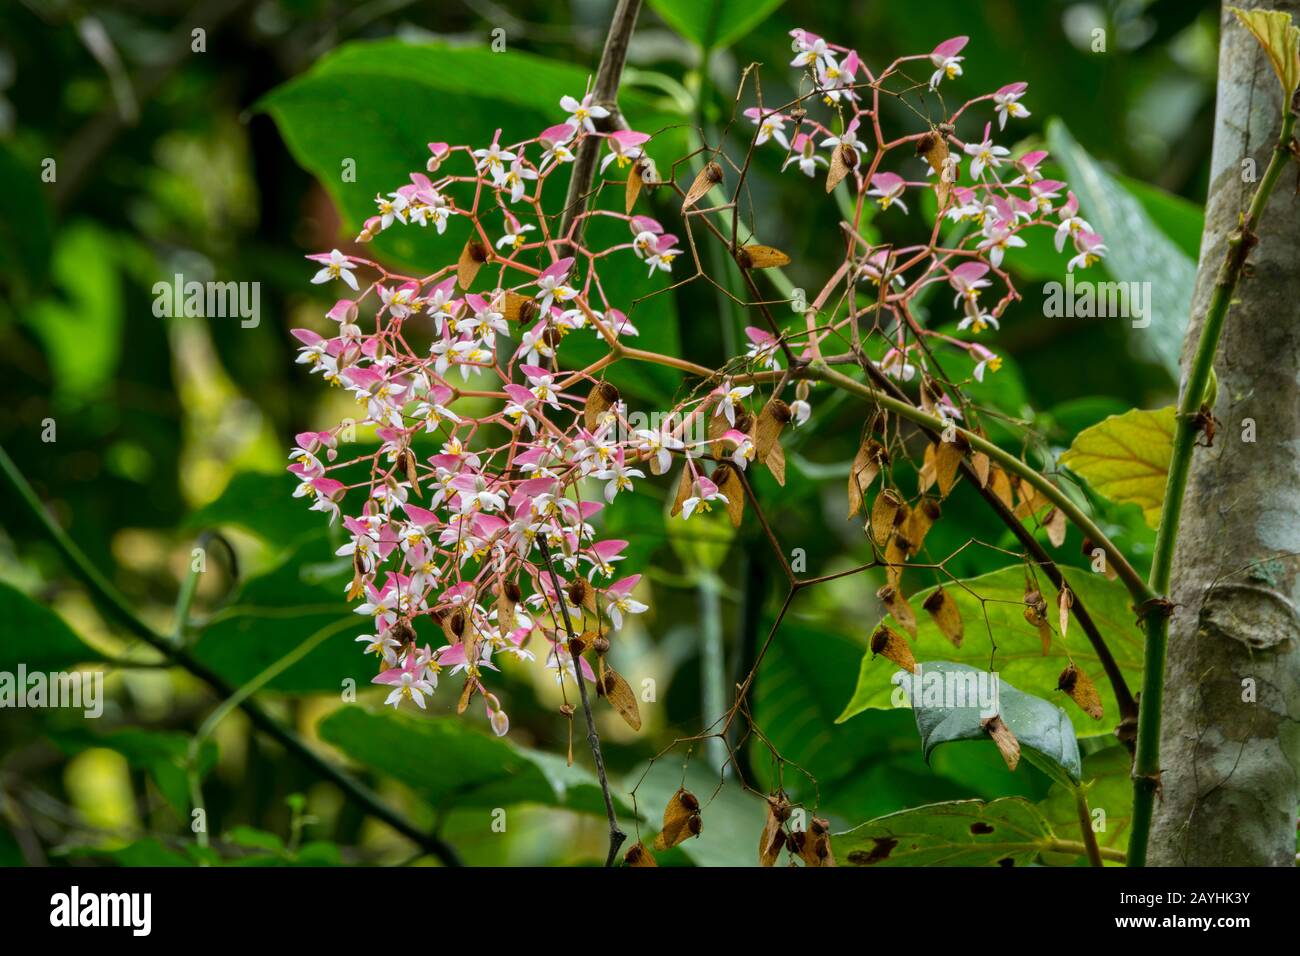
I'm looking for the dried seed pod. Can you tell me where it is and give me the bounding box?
[456,676,476,715]
[766,441,787,486]
[1044,507,1067,548]
[755,398,792,462]
[1057,663,1104,720]
[917,442,938,494]
[457,237,488,289]
[904,496,941,551]
[591,635,611,655]
[712,462,745,529]
[990,466,1015,510]
[934,440,964,498]
[758,796,789,867]
[503,291,536,324]
[496,578,520,638]
[971,451,991,488]
[870,625,917,674]
[826,143,857,193]
[597,665,642,731]
[654,788,702,849]
[671,466,694,517]
[884,532,912,590]
[916,130,954,208]
[625,160,644,213]
[398,447,422,498]
[566,577,598,615]
[847,438,887,519]
[736,244,792,269]
[981,714,1021,771]
[877,584,917,638]
[922,587,964,647]
[1023,588,1052,654]
[683,161,722,210]
[1057,587,1073,640]
[624,841,657,867]
[443,607,467,644]
[800,816,836,868]
[870,489,903,547]
[583,380,620,431]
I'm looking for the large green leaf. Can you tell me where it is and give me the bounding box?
[189,535,362,692]
[259,40,683,402]
[838,565,1143,736]
[836,797,1060,867]
[318,706,632,816]
[50,728,218,817]
[1059,405,1175,529]
[895,661,1082,786]
[186,471,324,551]
[0,579,101,672]
[1039,744,1133,863]
[648,0,786,50]
[0,142,53,293]
[1047,120,1195,380]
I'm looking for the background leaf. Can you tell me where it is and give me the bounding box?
[836,797,1058,867]
[1059,405,1175,528]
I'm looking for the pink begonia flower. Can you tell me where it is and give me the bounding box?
[970,343,1003,382]
[307,249,359,291]
[373,647,437,710]
[682,476,728,520]
[1067,231,1108,273]
[993,82,1031,129]
[929,36,969,89]
[605,575,648,631]
[1055,192,1094,252]
[963,123,1010,179]
[867,172,909,213]
[743,108,791,149]
[560,92,610,133]
[600,130,650,173]
[783,132,828,177]
[744,327,781,371]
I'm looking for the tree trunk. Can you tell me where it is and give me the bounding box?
[1149,0,1300,866]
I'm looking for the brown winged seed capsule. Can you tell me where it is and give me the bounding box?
[870,625,917,674]
[654,788,702,850]
[1058,663,1104,720]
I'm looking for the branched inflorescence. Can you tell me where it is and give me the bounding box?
[286,27,1107,750]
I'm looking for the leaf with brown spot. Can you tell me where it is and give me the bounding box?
[683,161,722,210]
[456,238,488,289]
[597,665,642,731]
[922,587,964,647]
[1058,663,1103,719]
[737,244,792,269]
[869,488,903,546]
[870,625,917,673]
[654,788,701,850]
[877,584,916,638]
[981,715,1021,771]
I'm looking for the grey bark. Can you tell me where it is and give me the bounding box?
[1149,0,1300,866]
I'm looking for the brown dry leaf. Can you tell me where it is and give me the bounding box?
[801,817,836,868]
[625,161,644,214]
[583,381,620,432]
[923,587,964,647]
[683,161,722,210]
[1058,663,1104,720]
[870,489,903,546]
[456,238,488,289]
[870,625,917,673]
[755,399,792,461]
[847,438,886,518]
[877,584,916,638]
[934,440,963,498]
[713,463,745,528]
[597,666,642,731]
[915,130,953,209]
[1044,507,1067,548]
[766,441,787,486]
[671,466,693,517]
[971,451,991,488]
[990,467,1015,510]
[904,497,941,552]
[826,143,857,193]
[737,244,792,269]
[623,841,657,867]
[1057,587,1074,640]
[654,788,701,850]
[759,795,790,867]
[981,715,1021,771]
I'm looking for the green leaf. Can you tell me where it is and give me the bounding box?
[0,579,101,672]
[64,838,194,867]
[189,535,361,693]
[1059,405,1175,528]
[1039,744,1133,862]
[894,661,1083,786]
[186,471,324,550]
[1046,120,1195,380]
[839,566,1143,736]
[317,706,633,816]
[50,728,218,817]
[836,797,1058,867]
[0,143,53,293]
[648,0,786,50]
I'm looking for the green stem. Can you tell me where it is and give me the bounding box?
[698,572,727,774]
[1127,109,1297,868]
[0,444,462,866]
